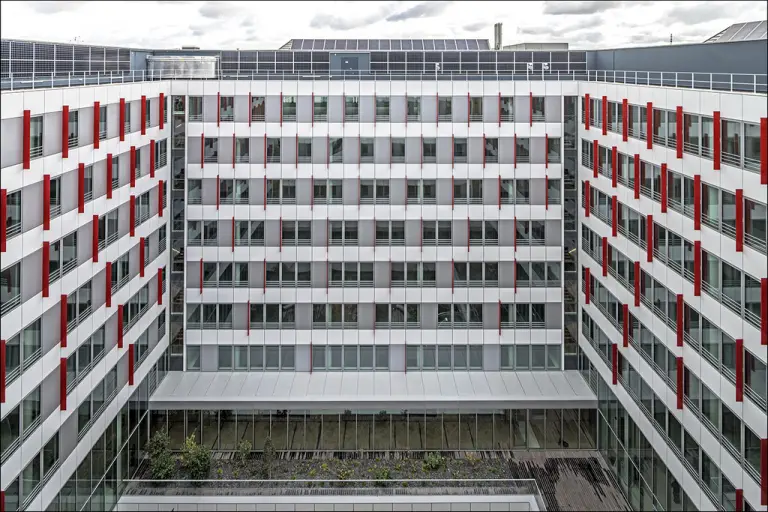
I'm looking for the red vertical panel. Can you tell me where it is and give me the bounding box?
[736,338,744,402]
[611,196,617,236]
[128,344,135,385]
[646,215,653,262]
[92,215,99,262]
[621,99,628,141]
[106,262,112,307]
[78,163,85,213]
[23,110,30,169]
[42,242,50,297]
[150,140,155,178]
[646,102,653,149]
[0,190,5,253]
[106,153,113,199]
[660,163,667,213]
[585,267,591,304]
[584,180,590,217]
[693,175,701,230]
[762,278,768,346]
[622,304,628,347]
[119,98,125,141]
[676,107,683,158]
[60,358,67,410]
[694,242,701,296]
[216,175,220,210]
[130,146,136,187]
[0,340,5,403]
[713,111,721,170]
[585,94,590,130]
[761,438,768,505]
[129,195,135,237]
[62,105,69,158]
[593,140,598,178]
[158,180,164,217]
[159,93,164,129]
[43,174,51,230]
[735,490,743,512]
[93,101,100,149]
[602,237,608,276]
[60,294,68,348]
[611,344,618,384]
[611,147,617,188]
[117,304,123,348]
[139,237,145,277]
[736,189,743,252]
[676,357,683,409]
[602,96,607,135]
[140,96,146,135]
[634,262,640,307]
[529,92,533,126]
[761,118,767,184]
[633,154,640,199]
[676,295,683,347]
[157,268,163,305]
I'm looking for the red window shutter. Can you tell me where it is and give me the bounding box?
[736,189,743,252]
[92,215,99,262]
[736,338,743,402]
[60,358,67,410]
[93,101,100,149]
[736,490,743,512]
[42,242,50,297]
[584,180,590,217]
[584,267,591,304]
[43,174,51,231]
[78,163,85,213]
[117,304,124,348]
[622,304,629,347]
[23,110,30,169]
[150,140,155,178]
[714,111,721,170]
[611,196,617,237]
[676,106,683,158]
[119,98,125,141]
[602,237,608,276]
[646,102,653,149]
[611,344,618,384]
[140,96,146,135]
[106,262,112,307]
[761,438,768,505]
[159,92,164,129]
[602,96,607,135]
[60,294,68,347]
[585,94,590,130]
[633,154,640,199]
[593,140,598,178]
[622,99,628,141]
[62,106,69,158]
[660,163,667,213]
[106,153,113,199]
[128,344,135,385]
[129,195,135,237]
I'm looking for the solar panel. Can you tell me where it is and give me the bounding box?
[423,40,434,51]
[467,39,479,50]
[391,40,401,50]
[292,39,303,49]
[284,38,493,51]
[401,40,412,50]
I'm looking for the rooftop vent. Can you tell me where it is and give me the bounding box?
[181,46,200,50]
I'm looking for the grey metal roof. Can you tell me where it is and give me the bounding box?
[284,39,491,51]
[704,20,767,43]
[149,371,596,411]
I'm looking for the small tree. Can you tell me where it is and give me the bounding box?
[180,433,211,481]
[236,439,252,468]
[147,431,175,480]
[261,436,276,479]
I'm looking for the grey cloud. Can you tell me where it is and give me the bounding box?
[310,3,399,30]
[199,2,239,19]
[463,22,487,33]
[386,1,452,22]
[543,1,620,15]
[665,3,725,25]
[518,14,602,37]
[27,1,86,13]
[241,18,254,28]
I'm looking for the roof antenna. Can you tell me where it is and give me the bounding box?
[669,34,673,44]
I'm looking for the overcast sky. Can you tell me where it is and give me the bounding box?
[1,0,766,50]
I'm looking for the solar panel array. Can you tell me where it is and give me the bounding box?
[1,39,132,76]
[704,20,767,43]
[287,39,491,51]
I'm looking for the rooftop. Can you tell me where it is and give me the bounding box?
[705,20,767,43]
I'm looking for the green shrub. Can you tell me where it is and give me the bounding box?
[236,439,252,467]
[261,436,276,479]
[147,431,175,480]
[180,434,211,480]
[337,467,353,480]
[422,452,445,472]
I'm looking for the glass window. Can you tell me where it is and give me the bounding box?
[30,115,43,157]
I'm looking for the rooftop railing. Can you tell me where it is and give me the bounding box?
[2,69,766,93]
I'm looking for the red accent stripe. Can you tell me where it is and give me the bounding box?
[78,163,85,213]
[694,242,701,296]
[676,357,683,409]
[128,344,135,385]
[106,153,113,199]
[622,99,628,141]
[693,175,701,230]
[761,278,768,346]
[622,304,628,347]
[93,101,100,149]
[761,118,767,184]
[130,146,136,187]
[585,94,590,130]
[634,262,640,307]
[43,174,51,230]
[150,140,155,178]
[158,180,164,217]
[117,304,123,348]
[62,106,69,158]
[633,154,640,199]
[676,294,683,347]
[611,147,617,188]
[593,140,598,178]
[736,338,744,402]
[159,93,164,129]
[736,189,743,252]
[761,438,767,505]
[736,489,743,512]
[60,357,67,410]
[611,196,617,237]
[0,340,6,403]
[92,214,99,262]
[676,107,683,158]
[42,242,50,297]
[60,294,68,347]
[585,267,591,304]
[0,189,5,252]
[714,111,721,170]
[139,237,145,277]
[119,98,125,141]
[611,344,617,384]
[158,268,163,305]
[646,102,653,149]
[660,163,667,212]
[646,215,653,262]
[129,195,135,237]
[602,96,607,135]
[23,110,30,169]
[106,262,112,307]
[140,96,146,135]
[584,180,590,217]
[602,237,608,276]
